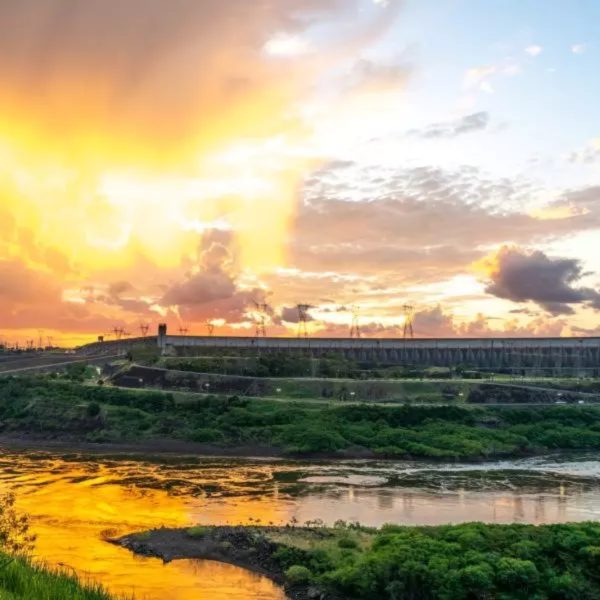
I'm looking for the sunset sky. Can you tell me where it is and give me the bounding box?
[1,0,600,346]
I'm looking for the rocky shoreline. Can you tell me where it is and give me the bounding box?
[114,526,343,600]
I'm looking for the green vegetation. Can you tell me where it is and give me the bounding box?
[160,353,483,380]
[134,522,600,599]
[187,526,210,538]
[135,363,599,403]
[272,522,600,599]
[153,367,472,402]
[0,556,116,600]
[2,376,600,458]
[284,564,312,584]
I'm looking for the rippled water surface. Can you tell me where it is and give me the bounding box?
[1,449,600,599]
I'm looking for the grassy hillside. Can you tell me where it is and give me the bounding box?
[2,376,600,459]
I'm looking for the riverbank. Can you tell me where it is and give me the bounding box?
[115,526,349,600]
[116,522,600,600]
[3,376,600,460]
[0,433,288,458]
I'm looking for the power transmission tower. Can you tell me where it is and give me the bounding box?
[296,304,312,338]
[349,306,361,338]
[37,330,44,350]
[253,300,270,337]
[402,304,415,339]
[178,325,189,336]
[139,323,150,337]
[206,321,215,336]
[112,327,124,340]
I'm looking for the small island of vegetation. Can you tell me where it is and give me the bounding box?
[119,521,600,600]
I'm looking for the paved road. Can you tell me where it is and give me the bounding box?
[476,380,600,399]
[0,355,122,375]
[125,364,600,397]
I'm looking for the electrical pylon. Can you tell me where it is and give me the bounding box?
[402,304,415,339]
[349,306,361,338]
[296,304,312,338]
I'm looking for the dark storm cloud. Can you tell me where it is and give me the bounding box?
[485,246,600,315]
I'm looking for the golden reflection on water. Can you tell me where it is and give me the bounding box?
[2,452,600,599]
[7,458,286,600]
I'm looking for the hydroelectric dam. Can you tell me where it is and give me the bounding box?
[78,325,600,376]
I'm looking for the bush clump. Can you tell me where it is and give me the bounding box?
[285,565,313,584]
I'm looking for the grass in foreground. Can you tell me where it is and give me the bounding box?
[0,552,116,600]
[2,376,600,459]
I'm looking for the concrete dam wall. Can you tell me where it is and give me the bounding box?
[77,329,600,375]
[157,334,600,375]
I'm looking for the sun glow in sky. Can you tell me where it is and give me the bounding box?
[1,0,600,347]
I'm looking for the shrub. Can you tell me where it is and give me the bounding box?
[86,402,101,418]
[190,428,224,443]
[187,526,210,539]
[337,537,359,550]
[0,493,36,555]
[285,565,312,584]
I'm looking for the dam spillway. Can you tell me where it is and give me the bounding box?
[78,331,600,376]
[159,334,599,375]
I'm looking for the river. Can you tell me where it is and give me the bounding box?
[1,449,600,599]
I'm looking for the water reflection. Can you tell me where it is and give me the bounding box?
[1,450,600,599]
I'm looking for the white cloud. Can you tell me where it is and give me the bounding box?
[263,33,310,57]
[525,45,543,57]
[464,65,496,88]
[567,138,600,164]
[480,81,494,94]
[503,64,522,76]
[571,44,586,55]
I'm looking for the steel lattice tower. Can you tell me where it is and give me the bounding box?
[253,301,271,337]
[297,304,312,338]
[402,304,415,339]
[349,306,361,338]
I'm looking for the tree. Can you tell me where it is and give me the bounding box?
[0,493,36,555]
